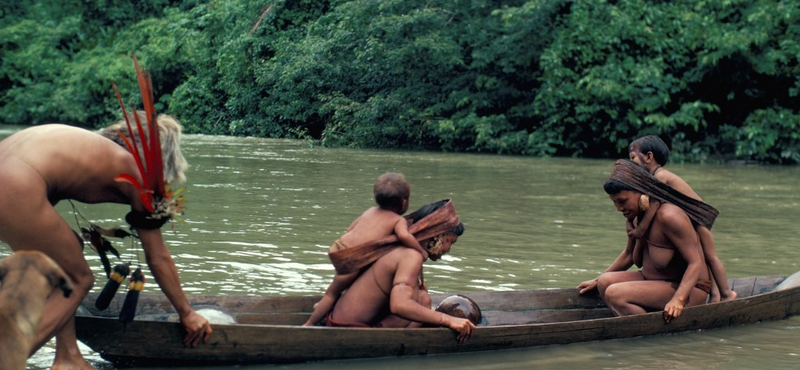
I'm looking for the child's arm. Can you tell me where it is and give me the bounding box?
[628,198,661,239]
[394,218,428,261]
[303,272,358,326]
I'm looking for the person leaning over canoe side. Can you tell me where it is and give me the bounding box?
[325,200,476,343]
[303,172,429,326]
[0,115,211,367]
[577,160,713,323]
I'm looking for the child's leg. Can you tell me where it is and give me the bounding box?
[698,226,737,301]
[303,272,359,326]
[708,273,720,303]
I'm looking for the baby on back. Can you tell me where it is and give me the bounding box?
[304,172,427,326]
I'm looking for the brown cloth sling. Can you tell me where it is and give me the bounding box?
[329,199,461,275]
[608,159,719,229]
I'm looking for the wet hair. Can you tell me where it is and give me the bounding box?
[373,172,411,214]
[629,135,670,166]
[604,159,719,228]
[603,159,644,195]
[98,111,189,184]
[412,199,465,236]
[603,178,637,195]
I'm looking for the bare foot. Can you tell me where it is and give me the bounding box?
[51,354,95,370]
[720,290,738,302]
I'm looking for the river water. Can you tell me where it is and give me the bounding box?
[1,125,799,370]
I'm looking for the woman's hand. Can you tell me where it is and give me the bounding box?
[577,278,599,295]
[443,314,476,343]
[663,297,685,323]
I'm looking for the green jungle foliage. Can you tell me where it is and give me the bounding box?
[1,0,798,163]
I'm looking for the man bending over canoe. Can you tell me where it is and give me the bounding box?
[0,59,211,369]
[325,199,476,342]
[578,160,714,323]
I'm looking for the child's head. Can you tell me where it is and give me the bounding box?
[629,135,670,167]
[373,172,411,214]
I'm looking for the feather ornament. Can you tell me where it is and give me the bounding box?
[112,54,185,220]
[119,267,145,323]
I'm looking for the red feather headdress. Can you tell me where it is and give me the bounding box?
[112,54,185,220]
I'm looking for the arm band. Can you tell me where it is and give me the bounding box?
[126,210,170,230]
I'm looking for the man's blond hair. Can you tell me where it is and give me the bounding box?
[98,111,189,184]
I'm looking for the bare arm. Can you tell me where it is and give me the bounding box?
[660,208,705,322]
[303,272,358,326]
[389,254,474,342]
[394,218,428,261]
[578,224,636,294]
[138,227,212,346]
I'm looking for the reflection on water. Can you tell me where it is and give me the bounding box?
[1,126,799,369]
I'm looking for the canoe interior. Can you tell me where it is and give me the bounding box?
[75,274,796,367]
[77,274,784,326]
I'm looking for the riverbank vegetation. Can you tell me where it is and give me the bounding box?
[1,0,798,163]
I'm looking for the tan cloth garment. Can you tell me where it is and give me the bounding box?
[330,239,350,253]
[608,159,719,229]
[328,199,461,275]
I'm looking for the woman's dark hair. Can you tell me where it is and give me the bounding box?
[603,179,637,195]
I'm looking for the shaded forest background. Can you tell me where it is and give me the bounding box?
[1,0,798,163]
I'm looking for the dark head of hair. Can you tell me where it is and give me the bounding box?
[629,135,670,166]
[373,172,411,214]
[412,199,465,236]
[603,179,637,195]
[603,159,650,195]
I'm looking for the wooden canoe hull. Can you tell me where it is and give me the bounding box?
[75,274,800,367]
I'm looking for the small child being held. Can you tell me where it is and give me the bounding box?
[303,172,428,326]
[628,135,736,302]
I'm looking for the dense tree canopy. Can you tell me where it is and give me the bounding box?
[1,0,798,163]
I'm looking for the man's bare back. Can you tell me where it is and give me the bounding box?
[0,124,140,206]
[0,122,210,370]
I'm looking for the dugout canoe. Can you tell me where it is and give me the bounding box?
[75,271,800,367]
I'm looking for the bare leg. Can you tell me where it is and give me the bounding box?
[709,274,721,303]
[604,280,709,316]
[0,190,95,364]
[698,227,737,301]
[596,271,644,300]
[51,315,94,370]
